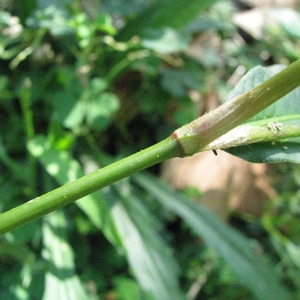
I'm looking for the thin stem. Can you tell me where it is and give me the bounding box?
[0,136,180,235]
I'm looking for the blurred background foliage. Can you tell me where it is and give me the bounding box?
[0,0,300,299]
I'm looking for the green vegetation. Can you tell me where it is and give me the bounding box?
[1,1,300,299]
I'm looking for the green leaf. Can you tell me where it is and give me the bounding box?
[0,75,13,101]
[42,210,92,300]
[26,5,73,36]
[63,78,119,131]
[226,65,300,122]
[141,27,190,54]
[135,173,293,300]
[227,142,300,164]
[51,67,83,128]
[16,0,37,25]
[94,14,116,35]
[224,65,300,163]
[149,0,215,30]
[269,8,300,38]
[0,11,12,27]
[117,0,219,40]
[113,277,142,300]
[52,91,81,129]
[85,92,119,131]
[0,240,33,263]
[101,0,147,16]
[108,183,184,300]
[161,68,201,97]
[62,96,86,130]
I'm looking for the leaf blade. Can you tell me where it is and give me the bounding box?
[42,210,92,300]
[135,173,293,300]
[117,0,219,40]
[109,184,184,300]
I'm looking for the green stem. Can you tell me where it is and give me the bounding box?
[0,136,180,235]
[1,59,300,235]
[174,59,300,155]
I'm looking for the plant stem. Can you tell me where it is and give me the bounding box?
[173,59,300,155]
[0,59,300,235]
[0,137,180,235]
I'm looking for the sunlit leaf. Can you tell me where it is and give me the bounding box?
[113,277,142,300]
[62,78,119,131]
[85,92,119,131]
[27,135,121,246]
[26,5,73,36]
[94,14,116,35]
[42,210,92,300]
